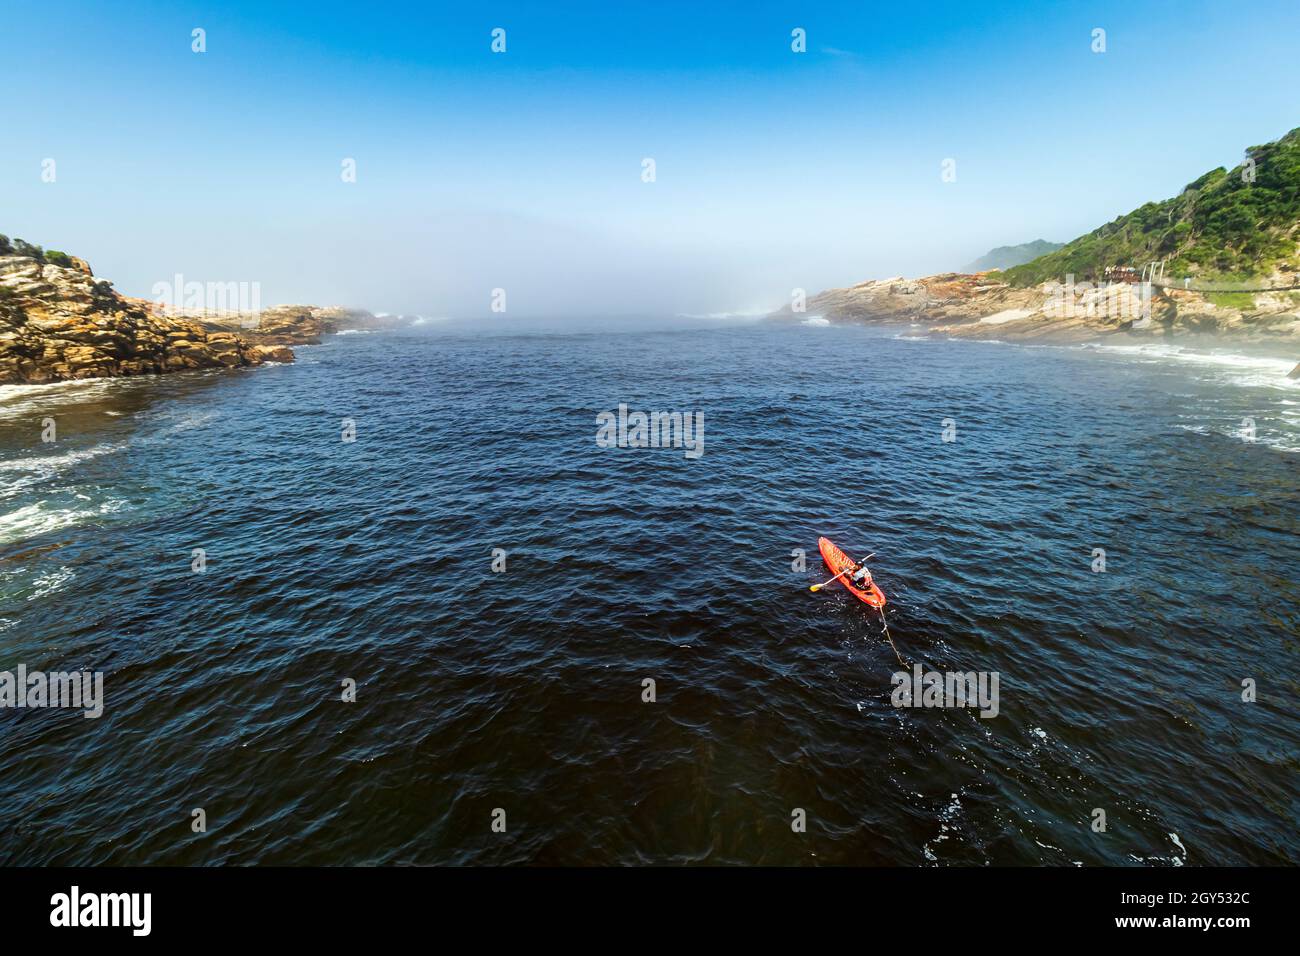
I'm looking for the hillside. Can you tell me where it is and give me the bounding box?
[1004,127,1300,286]
[964,239,1062,272]
[778,126,1300,348]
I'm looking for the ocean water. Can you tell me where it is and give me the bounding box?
[0,318,1296,866]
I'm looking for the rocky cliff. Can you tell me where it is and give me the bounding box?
[784,272,1300,346]
[0,253,298,386]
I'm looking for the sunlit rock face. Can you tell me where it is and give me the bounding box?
[0,252,291,385]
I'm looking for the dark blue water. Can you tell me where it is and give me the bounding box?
[1,319,1297,865]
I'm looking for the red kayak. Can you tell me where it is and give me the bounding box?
[817,536,886,608]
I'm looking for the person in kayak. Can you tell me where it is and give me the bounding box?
[849,560,873,589]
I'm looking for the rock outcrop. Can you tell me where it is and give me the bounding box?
[793,273,1042,326]
[0,244,396,386]
[0,254,298,385]
[781,272,1300,347]
[196,305,391,346]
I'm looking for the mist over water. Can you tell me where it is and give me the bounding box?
[0,321,1296,865]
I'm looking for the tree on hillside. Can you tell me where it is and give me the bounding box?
[10,238,44,261]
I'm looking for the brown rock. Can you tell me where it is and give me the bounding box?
[0,250,345,384]
[791,270,1300,346]
[250,344,295,364]
[62,345,107,366]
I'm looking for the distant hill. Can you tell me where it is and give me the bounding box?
[1004,127,1300,287]
[964,240,1062,272]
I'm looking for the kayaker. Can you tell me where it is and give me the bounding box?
[850,560,873,589]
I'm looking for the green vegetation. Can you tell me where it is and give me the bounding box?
[1206,292,1256,310]
[1004,127,1300,287]
[8,237,45,261]
[0,234,89,269]
[0,234,80,266]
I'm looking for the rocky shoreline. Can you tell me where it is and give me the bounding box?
[0,251,386,386]
[194,303,392,348]
[779,272,1300,353]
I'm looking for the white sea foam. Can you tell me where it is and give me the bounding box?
[1085,343,1299,389]
[1176,422,1299,453]
[0,498,128,546]
[1089,344,1300,451]
[913,333,1299,391]
[0,378,110,403]
[801,317,831,327]
[922,791,965,863]
[1169,832,1187,863]
[914,335,1300,450]
[28,566,74,601]
[0,442,126,479]
[0,378,124,422]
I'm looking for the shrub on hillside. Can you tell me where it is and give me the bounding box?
[10,239,44,261]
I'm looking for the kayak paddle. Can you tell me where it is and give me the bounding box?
[809,552,875,591]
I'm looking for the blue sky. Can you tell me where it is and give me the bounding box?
[3,0,1299,316]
